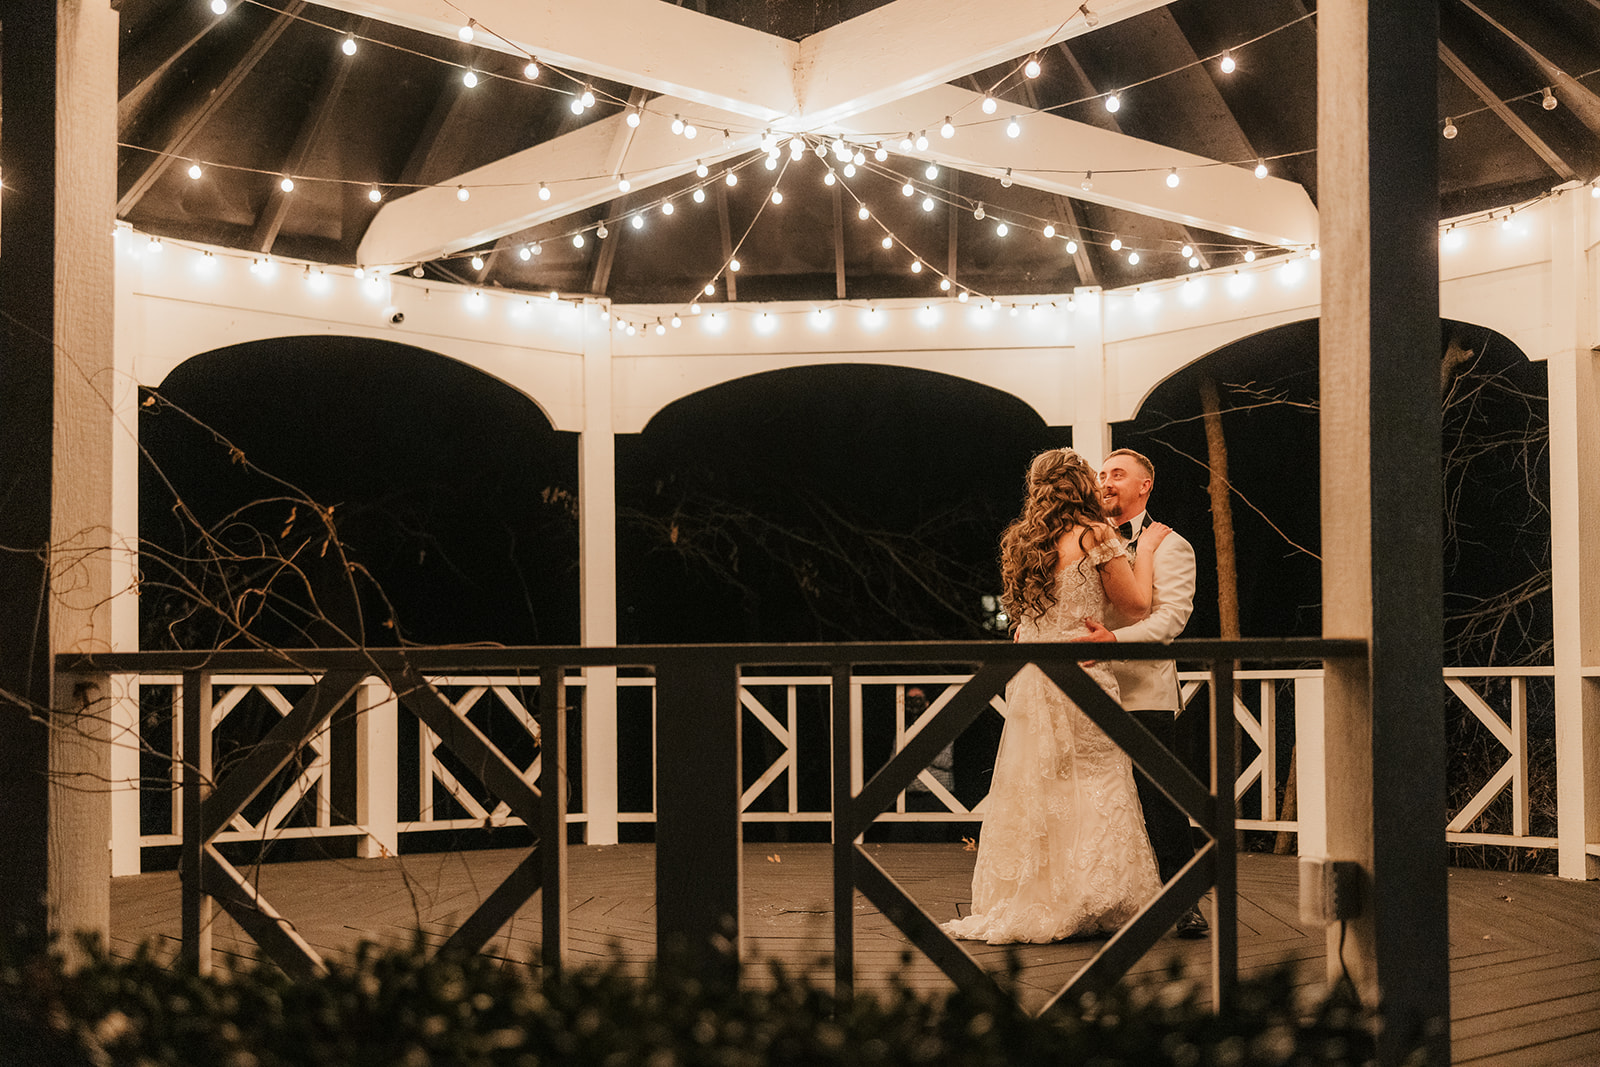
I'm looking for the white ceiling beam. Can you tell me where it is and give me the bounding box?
[793,0,1177,127]
[357,101,757,270]
[841,84,1319,248]
[309,0,798,120]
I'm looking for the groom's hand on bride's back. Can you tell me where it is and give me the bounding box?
[1074,618,1117,643]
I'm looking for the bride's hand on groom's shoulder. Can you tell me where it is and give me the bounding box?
[1141,521,1172,548]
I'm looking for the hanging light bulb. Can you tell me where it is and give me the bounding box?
[853,150,866,166]
[1441,118,1457,140]
[411,265,425,276]
[1110,236,1122,251]
[1189,255,1200,268]
[570,97,585,115]
[765,154,779,170]
[958,289,970,302]
[462,69,478,88]
[1542,87,1557,110]
[519,245,532,261]
[1043,223,1056,238]
[790,137,804,159]
[1104,93,1121,113]
[147,236,163,253]
[900,132,914,151]
[1219,53,1236,74]
[824,171,836,187]
[704,281,715,295]
[539,182,551,200]
[1065,239,1078,254]
[1181,244,1194,258]
[881,236,893,249]
[973,202,986,220]
[581,87,595,109]
[187,163,203,180]
[843,163,856,177]
[210,0,227,13]
[911,260,923,273]
[524,60,540,80]
[922,196,935,212]
[458,20,475,41]
[572,233,585,248]
[368,186,382,202]
[726,171,738,186]
[631,214,644,229]
[1024,56,1041,78]
[596,222,609,238]
[771,190,783,204]
[626,109,642,128]
[1244,249,1257,262]
[671,315,682,327]
[470,255,485,270]
[1080,3,1099,26]
[925,164,939,180]
[280,176,296,192]
[1128,251,1140,265]
[996,222,1009,237]
[1166,168,1180,188]
[1006,116,1021,138]
[729,258,740,272]
[671,115,685,135]
[915,130,930,151]
[940,116,955,138]
[1081,171,1094,191]
[874,144,888,162]
[1255,159,1269,179]
[902,181,914,197]
[693,187,706,203]
[1001,168,1013,188]
[940,278,951,291]
[618,174,631,192]
[455,184,468,201]
[691,302,702,314]
[341,35,357,56]
[858,205,870,220]
[982,95,998,115]
[696,161,709,178]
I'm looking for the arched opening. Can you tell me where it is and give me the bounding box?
[140,336,580,649]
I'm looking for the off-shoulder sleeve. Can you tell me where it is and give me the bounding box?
[1086,533,1127,567]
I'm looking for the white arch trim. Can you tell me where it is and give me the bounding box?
[119,192,1572,438]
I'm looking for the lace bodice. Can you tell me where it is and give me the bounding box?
[1014,532,1125,644]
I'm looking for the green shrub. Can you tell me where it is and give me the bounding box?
[0,931,1381,1066]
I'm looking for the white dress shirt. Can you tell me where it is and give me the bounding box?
[1103,511,1197,711]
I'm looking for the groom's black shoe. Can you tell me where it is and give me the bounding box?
[1175,907,1210,939]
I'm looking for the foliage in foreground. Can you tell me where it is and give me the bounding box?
[0,932,1383,1066]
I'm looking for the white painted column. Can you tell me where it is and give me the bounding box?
[1070,288,1113,465]
[580,303,620,845]
[1293,676,1327,858]
[1547,189,1600,881]
[354,680,400,858]
[108,242,145,876]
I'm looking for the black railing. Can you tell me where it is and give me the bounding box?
[66,638,1364,1010]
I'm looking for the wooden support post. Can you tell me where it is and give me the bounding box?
[539,666,569,972]
[654,654,741,987]
[1547,188,1600,881]
[1070,288,1111,465]
[180,671,214,974]
[1317,3,1449,1062]
[0,0,120,949]
[580,303,620,844]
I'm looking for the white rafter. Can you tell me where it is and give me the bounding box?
[332,0,1317,271]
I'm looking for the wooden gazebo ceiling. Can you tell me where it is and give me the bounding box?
[117,0,1600,307]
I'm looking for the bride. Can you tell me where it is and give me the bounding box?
[944,447,1166,944]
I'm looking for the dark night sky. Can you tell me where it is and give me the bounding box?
[139,322,1550,662]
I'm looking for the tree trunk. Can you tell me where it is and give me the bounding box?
[1200,378,1244,848]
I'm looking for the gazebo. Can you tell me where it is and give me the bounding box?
[2,2,1597,1063]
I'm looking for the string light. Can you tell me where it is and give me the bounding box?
[874,145,888,162]
[881,236,893,249]
[1006,116,1021,138]
[693,188,706,203]
[662,199,675,214]
[519,245,532,261]
[982,96,998,115]
[524,60,539,80]
[210,0,226,13]
[573,233,585,248]
[1243,249,1256,262]
[1001,168,1013,188]
[341,35,357,56]
[915,131,930,151]
[1024,56,1041,79]
[1110,236,1122,251]
[1081,171,1093,190]
[922,196,936,212]
[1065,240,1078,254]
[1442,118,1457,140]
[580,87,595,108]
[1079,3,1099,26]
[368,186,382,202]
[925,164,939,180]
[729,258,741,272]
[1043,224,1055,238]
[1105,93,1121,113]
[1220,53,1236,74]
[941,117,955,138]
[626,109,641,128]
[1128,251,1140,265]
[462,69,478,88]
[470,255,484,270]
[458,20,475,42]
[974,202,986,220]
[596,222,609,238]
[824,171,836,187]
[632,214,644,229]
[538,182,551,200]
[911,260,923,273]
[902,181,914,196]
[696,161,709,178]
[1541,87,1557,110]
[771,190,783,204]
[618,174,631,192]
[1166,168,1180,188]
[858,205,870,220]
[187,163,203,180]
[455,185,468,201]
[726,171,738,186]
[280,176,295,192]
[1254,159,1269,179]
[843,163,857,177]
[671,115,685,135]
[1181,244,1193,257]
[996,222,1009,237]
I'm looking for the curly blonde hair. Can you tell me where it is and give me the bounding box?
[998,448,1110,625]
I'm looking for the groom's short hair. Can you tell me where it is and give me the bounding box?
[1105,448,1155,482]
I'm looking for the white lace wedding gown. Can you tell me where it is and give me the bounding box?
[943,536,1161,944]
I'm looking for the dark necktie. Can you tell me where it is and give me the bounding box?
[1116,521,1135,542]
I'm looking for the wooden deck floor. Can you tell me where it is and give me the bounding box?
[111,845,1600,1065]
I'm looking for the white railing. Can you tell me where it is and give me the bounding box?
[108,665,1561,875]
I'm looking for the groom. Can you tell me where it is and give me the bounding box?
[1079,448,1208,938]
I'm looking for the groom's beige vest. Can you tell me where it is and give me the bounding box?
[1104,515,1197,712]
